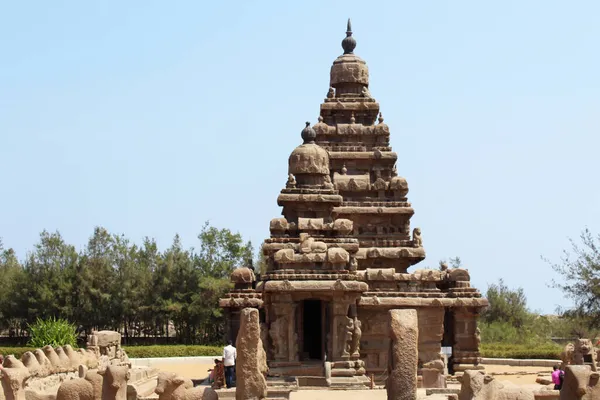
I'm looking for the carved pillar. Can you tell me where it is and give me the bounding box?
[271,301,294,362]
[451,306,483,372]
[417,307,444,367]
[332,297,353,360]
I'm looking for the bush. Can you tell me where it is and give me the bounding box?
[123,345,223,358]
[480,343,562,359]
[27,317,77,348]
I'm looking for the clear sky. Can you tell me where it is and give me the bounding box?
[1,1,598,314]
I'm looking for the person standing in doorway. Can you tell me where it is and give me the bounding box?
[223,340,237,388]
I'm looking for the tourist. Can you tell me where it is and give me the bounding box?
[223,340,237,388]
[552,365,563,390]
[208,358,225,389]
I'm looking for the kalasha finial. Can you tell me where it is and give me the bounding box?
[378,112,384,124]
[350,112,356,124]
[342,18,356,55]
[301,121,316,144]
[318,115,324,123]
[341,164,348,175]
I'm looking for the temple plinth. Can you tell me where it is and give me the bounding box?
[220,19,488,387]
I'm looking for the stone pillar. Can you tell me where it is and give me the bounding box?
[271,301,294,362]
[451,307,483,373]
[236,308,268,400]
[387,309,418,400]
[418,307,446,388]
[332,299,352,360]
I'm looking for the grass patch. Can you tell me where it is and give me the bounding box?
[480,343,562,359]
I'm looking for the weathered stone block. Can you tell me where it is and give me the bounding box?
[236,308,268,400]
[387,309,418,400]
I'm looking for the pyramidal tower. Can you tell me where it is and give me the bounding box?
[221,20,487,387]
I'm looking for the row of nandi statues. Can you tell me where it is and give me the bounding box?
[0,331,135,400]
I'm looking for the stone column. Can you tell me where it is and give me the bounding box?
[387,309,418,400]
[451,307,483,373]
[418,307,446,388]
[331,298,352,360]
[271,301,294,362]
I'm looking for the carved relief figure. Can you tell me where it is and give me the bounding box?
[561,338,598,371]
[338,316,354,357]
[349,257,358,272]
[475,327,481,347]
[299,233,327,253]
[413,227,423,247]
[350,317,362,357]
[361,86,371,98]
[270,317,288,359]
[327,87,335,98]
[286,174,296,188]
[323,174,334,189]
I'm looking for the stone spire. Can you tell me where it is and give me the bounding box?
[342,18,356,55]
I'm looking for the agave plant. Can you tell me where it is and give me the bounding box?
[27,317,77,348]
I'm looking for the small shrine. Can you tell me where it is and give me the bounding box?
[220,20,487,387]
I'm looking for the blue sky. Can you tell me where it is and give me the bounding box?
[1,1,598,314]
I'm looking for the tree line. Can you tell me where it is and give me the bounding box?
[0,223,253,345]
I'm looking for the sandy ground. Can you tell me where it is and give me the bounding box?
[150,362,214,380]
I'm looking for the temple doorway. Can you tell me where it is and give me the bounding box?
[442,308,455,375]
[302,300,323,360]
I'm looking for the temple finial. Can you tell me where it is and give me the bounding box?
[342,18,356,55]
[301,121,316,144]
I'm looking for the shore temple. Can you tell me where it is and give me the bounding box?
[220,20,487,387]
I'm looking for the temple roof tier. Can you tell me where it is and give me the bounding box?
[358,297,489,308]
[263,279,368,293]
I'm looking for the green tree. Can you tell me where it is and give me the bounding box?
[546,228,600,328]
[0,239,25,333]
[482,279,529,328]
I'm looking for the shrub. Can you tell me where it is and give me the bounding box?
[123,345,223,358]
[480,343,562,359]
[0,347,35,358]
[27,317,77,348]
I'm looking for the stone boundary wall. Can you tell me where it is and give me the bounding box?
[481,358,560,367]
[130,356,218,367]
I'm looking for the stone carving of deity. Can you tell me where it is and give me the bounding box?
[350,317,362,357]
[413,227,423,247]
[270,316,288,359]
[339,316,354,357]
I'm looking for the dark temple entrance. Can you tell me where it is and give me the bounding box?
[302,300,323,360]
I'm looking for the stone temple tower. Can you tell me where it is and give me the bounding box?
[221,20,487,387]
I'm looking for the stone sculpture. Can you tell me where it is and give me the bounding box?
[350,317,361,357]
[269,317,287,360]
[339,317,353,357]
[235,308,268,400]
[32,350,53,378]
[413,227,423,248]
[458,370,534,400]
[387,309,418,400]
[286,174,296,189]
[327,87,335,99]
[361,86,371,98]
[298,233,327,254]
[98,365,129,400]
[41,347,61,374]
[154,372,216,400]
[560,365,600,400]
[561,339,598,371]
[0,358,31,400]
